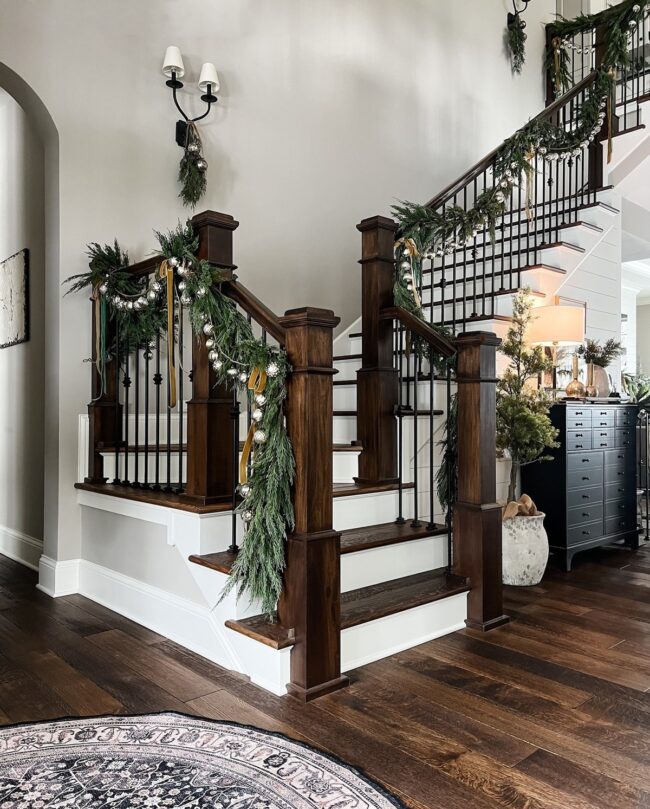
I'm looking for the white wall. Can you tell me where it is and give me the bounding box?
[0,89,45,558]
[638,303,650,374]
[0,0,555,566]
[621,286,638,375]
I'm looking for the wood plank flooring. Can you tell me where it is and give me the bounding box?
[0,544,650,807]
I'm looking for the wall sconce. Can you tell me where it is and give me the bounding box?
[162,46,219,207]
[163,46,219,146]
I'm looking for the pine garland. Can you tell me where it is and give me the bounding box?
[548,0,649,96]
[179,123,208,208]
[507,14,528,74]
[65,222,295,617]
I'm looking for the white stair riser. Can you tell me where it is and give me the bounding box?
[335,380,455,412]
[341,592,468,672]
[341,533,448,593]
[333,414,357,443]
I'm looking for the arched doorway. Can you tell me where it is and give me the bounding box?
[0,63,59,575]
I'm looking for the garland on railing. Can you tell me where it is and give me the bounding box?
[64,222,294,617]
[547,0,650,96]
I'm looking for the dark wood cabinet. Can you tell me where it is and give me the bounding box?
[522,402,639,571]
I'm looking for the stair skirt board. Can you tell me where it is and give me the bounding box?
[340,591,468,672]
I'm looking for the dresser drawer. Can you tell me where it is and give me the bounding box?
[567,412,592,429]
[567,485,603,508]
[568,502,604,528]
[616,408,637,427]
[566,430,592,451]
[605,464,635,484]
[592,428,615,449]
[605,514,637,536]
[605,481,631,501]
[567,451,603,472]
[568,521,604,546]
[567,467,603,489]
[605,498,635,519]
[604,448,635,468]
[616,427,635,448]
[592,407,615,421]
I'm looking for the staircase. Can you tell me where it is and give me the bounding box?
[73,6,650,701]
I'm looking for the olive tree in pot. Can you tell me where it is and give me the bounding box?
[497,291,559,585]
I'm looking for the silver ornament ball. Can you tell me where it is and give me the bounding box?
[255,394,266,407]
[252,408,263,422]
[253,429,267,444]
[203,323,214,335]
[168,257,180,268]
[266,362,279,378]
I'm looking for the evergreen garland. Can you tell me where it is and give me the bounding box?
[548,0,649,96]
[65,222,295,617]
[179,123,208,208]
[507,14,528,74]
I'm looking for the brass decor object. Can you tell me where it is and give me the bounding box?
[565,353,585,398]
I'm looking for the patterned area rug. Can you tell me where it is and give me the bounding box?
[0,712,403,808]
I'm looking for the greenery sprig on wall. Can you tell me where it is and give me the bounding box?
[507,14,528,74]
[65,222,294,617]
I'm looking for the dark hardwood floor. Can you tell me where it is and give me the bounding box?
[1,544,650,808]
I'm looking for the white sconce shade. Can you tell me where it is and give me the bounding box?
[198,63,220,92]
[163,46,185,78]
[527,304,586,347]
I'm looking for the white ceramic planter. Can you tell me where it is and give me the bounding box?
[502,512,549,586]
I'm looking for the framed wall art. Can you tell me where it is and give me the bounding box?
[0,248,29,349]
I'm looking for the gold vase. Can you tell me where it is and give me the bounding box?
[565,354,585,398]
[585,362,599,398]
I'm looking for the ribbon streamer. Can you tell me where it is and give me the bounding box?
[90,284,107,401]
[158,259,177,409]
[524,151,535,223]
[239,368,268,485]
[607,68,615,164]
[552,37,562,95]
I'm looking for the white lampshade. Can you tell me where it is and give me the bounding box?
[162,46,185,78]
[198,62,220,92]
[527,304,585,347]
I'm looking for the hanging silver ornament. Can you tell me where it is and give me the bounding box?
[208,350,219,362]
[253,429,267,444]
[203,323,214,335]
[168,257,180,268]
[143,350,153,360]
[238,372,248,383]
[242,510,253,522]
[180,292,192,305]
[252,408,263,422]
[403,272,413,283]
[186,259,193,269]
[239,483,251,498]
[633,3,641,11]
[255,394,266,407]
[133,301,141,310]
[138,297,147,307]
[148,339,156,349]
[266,362,279,378]
[127,301,134,310]
[227,368,239,377]
[152,281,162,293]
[113,295,121,305]
[205,337,215,349]
[213,360,223,370]
[99,282,108,295]
[147,289,157,302]
[197,158,208,171]
[187,142,200,154]
[177,265,186,277]
[178,281,186,291]
[197,286,207,297]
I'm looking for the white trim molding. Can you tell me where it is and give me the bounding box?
[0,525,43,571]
[37,555,80,597]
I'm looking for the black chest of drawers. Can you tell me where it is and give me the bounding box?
[521,402,639,571]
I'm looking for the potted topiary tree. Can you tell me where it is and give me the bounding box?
[497,291,559,585]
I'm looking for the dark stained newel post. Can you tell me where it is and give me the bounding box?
[277,306,349,702]
[453,331,509,631]
[355,216,399,485]
[184,211,239,504]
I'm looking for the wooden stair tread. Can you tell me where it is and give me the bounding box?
[225,569,468,648]
[340,520,446,554]
[333,353,362,362]
[333,481,415,497]
[225,614,294,650]
[75,481,231,514]
[189,550,237,574]
[100,442,361,453]
[334,409,444,417]
[340,569,469,629]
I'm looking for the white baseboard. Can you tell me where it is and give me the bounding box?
[0,525,43,571]
[37,555,80,597]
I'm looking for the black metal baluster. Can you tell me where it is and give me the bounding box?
[229,385,240,553]
[112,323,121,485]
[122,349,131,485]
[472,178,478,318]
[411,341,421,528]
[153,333,162,489]
[427,351,435,531]
[133,346,140,486]
[165,319,173,492]
[144,340,150,488]
[177,304,185,493]
[446,367,453,573]
[396,321,405,524]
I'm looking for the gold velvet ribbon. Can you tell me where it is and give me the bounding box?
[607,68,615,164]
[239,368,268,485]
[158,259,177,408]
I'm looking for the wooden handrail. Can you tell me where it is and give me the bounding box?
[425,71,598,209]
[221,279,287,344]
[380,305,455,358]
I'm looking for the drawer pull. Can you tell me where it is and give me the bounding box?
[582,476,590,481]
[582,512,590,517]
[582,530,591,536]
[600,443,607,447]
[582,494,589,499]
[582,459,590,463]
[576,444,584,449]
